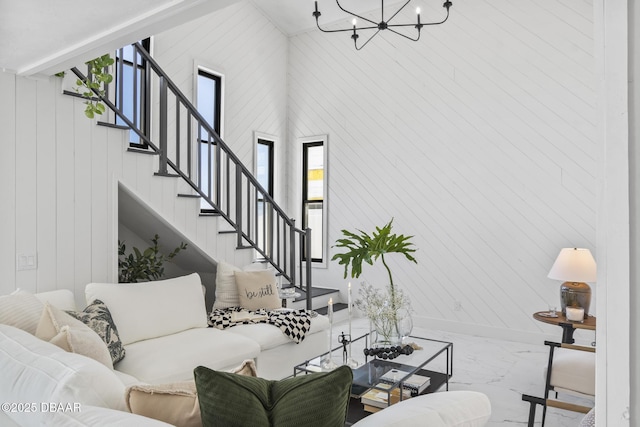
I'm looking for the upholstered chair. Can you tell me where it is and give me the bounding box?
[522,340,595,426]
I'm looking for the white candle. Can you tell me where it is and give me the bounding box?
[566,306,584,322]
[348,282,352,314]
[328,297,333,324]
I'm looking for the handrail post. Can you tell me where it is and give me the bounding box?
[236,165,243,248]
[158,76,168,175]
[305,227,312,310]
[289,219,296,287]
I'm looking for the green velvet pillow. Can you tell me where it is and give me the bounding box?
[194,365,353,427]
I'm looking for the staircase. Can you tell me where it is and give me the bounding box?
[70,42,315,308]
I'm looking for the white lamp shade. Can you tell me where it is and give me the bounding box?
[548,248,597,282]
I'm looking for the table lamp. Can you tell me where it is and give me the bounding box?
[547,248,597,317]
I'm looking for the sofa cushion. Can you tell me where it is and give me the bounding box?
[194,364,353,427]
[67,299,126,365]
[235,270,281,310]
[0,289,44,334]
[0,324,127,426]
[224,312,329,350]
[125,360,258,427]
[34,288,77,311]
[50,405,173,426]
[550,348,596,396]
[85,273,208,345]
[213,261,242,309]
[352,391,492,427]
[115,327,261,384]
[35,303,113,369]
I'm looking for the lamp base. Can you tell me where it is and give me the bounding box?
[560,281,591,318]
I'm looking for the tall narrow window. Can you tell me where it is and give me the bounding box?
[255,135,275,256]
[114,38,151,146]
[196,68,223,211]
[302,138,327,263]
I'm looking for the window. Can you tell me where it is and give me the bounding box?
[197,69,222,135]
[301,136,327,264]
[114,38,151,146]
[255,134,275,255]
[196,67,223,211]
[256,138,274,196]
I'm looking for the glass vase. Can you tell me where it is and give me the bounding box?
[371,307,412,347]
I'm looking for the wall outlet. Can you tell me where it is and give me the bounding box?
[453,300,462,311]
[16,253,37,271]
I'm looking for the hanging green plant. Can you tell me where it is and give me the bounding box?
[74,53,114,119]
[118,234,187,283]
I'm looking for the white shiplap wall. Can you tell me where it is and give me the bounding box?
[0,2,289,303]
[289,0,597,340]
[153,1,289,209]
[0,0,597,342]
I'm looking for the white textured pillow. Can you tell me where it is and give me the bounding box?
[34,289,77,311]
[0,289,44,334]
[213,261,242,309]
[35,303,113,369]
[235,270,281,310]
[0,324,127,426]
[85,273,208,345]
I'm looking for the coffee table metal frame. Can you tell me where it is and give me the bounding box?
[293,333,453,423]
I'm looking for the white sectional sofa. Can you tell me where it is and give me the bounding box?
[0,274,491,426]
[83,273,330,382]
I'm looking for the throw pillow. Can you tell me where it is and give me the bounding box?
[234,270,281,311]
[194,365,353,427]
[0,289,44,334]
[35,303,113,369]
[212,261,242,309]
[126,359,258,427]
[67,299,125,365]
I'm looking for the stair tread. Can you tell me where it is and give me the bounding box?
[98,121,130,130]
[315,303,348,315]
[285,287,339,301]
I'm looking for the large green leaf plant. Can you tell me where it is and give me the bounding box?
[332,219,417,326]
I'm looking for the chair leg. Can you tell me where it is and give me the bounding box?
[541,344,557,427]
[521,394,544,427]
[527,401,537,427]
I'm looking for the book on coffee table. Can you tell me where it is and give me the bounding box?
[379,369,431,394]
[360,383,411,410]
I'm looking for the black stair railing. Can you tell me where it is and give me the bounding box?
[71,42,312,309]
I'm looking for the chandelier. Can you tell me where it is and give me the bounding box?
[312,0,453,50]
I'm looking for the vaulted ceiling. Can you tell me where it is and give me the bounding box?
[0,0,393,75]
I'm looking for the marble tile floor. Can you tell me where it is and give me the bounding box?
[332,317,593,427]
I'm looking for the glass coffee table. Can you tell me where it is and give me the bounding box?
[294,333,453,425]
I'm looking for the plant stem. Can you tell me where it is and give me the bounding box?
[381,254,396,311]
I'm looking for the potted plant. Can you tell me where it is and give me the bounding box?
[332,219,417,345]
[118,234,187,283]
